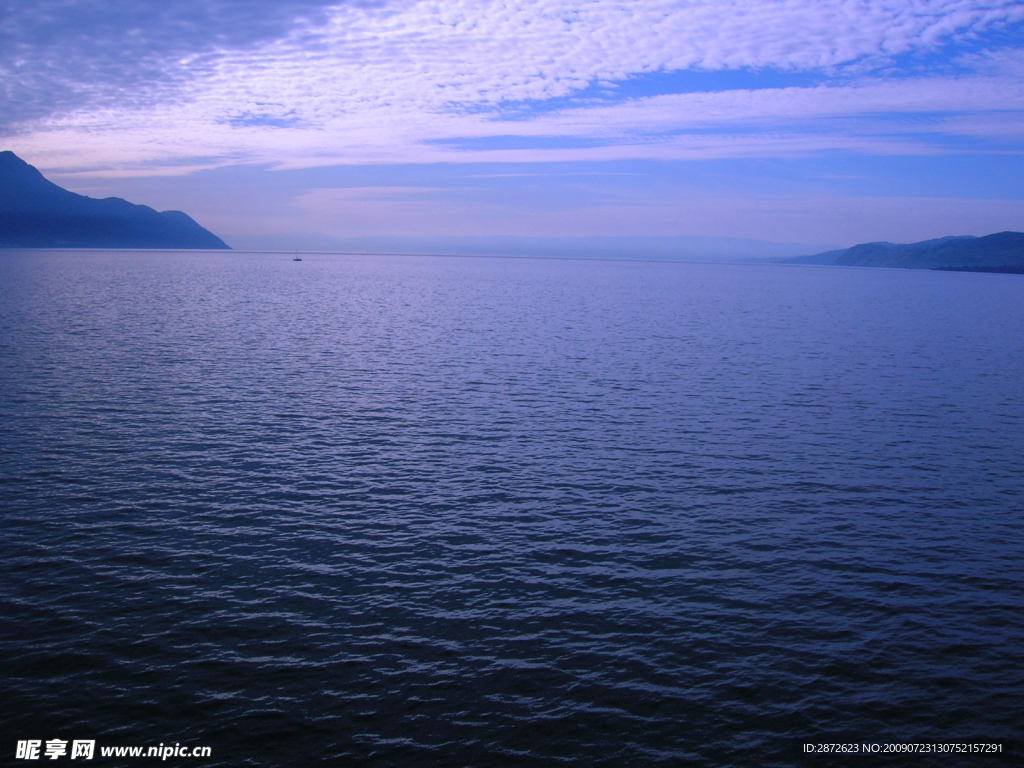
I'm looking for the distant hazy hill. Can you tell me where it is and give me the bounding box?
[0,151,229,249]
[790,232,1024,271]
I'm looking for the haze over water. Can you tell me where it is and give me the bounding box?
[1,250,1022,766]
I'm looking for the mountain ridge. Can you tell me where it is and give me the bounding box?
[789,231,1024,271]
[0,151,229,249]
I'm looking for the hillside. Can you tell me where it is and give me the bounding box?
[0,151,229,249]
[789,232,1024,271]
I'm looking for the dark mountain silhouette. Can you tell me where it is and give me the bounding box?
[0,151,229,249]
[789,232,1024,272]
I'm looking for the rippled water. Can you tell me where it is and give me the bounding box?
[1,250,1021,766]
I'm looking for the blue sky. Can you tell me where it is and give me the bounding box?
[2,0,1023,253]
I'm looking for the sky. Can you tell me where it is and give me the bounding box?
[2,0,1023,255]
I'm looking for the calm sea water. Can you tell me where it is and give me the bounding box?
[0,250,1021,767]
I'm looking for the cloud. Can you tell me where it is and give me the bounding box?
[282,184,1024,242]
[146,0,1024,120]
[0,0,351,130]
[17,72,1022,176]
[4,0,1023,178]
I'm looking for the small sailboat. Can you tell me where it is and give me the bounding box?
[292,250,302,262]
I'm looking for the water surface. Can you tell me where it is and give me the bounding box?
[1,250,1021,766]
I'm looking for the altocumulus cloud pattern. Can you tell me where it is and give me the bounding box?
[3,0,1023,174]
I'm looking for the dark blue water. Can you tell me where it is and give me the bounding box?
[1,250,1021,767]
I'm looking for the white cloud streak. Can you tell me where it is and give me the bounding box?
[286,185,1024,242]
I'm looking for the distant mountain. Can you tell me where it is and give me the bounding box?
[0,151,229,249]
[789,232,1024,272]
[226,233,830,261]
